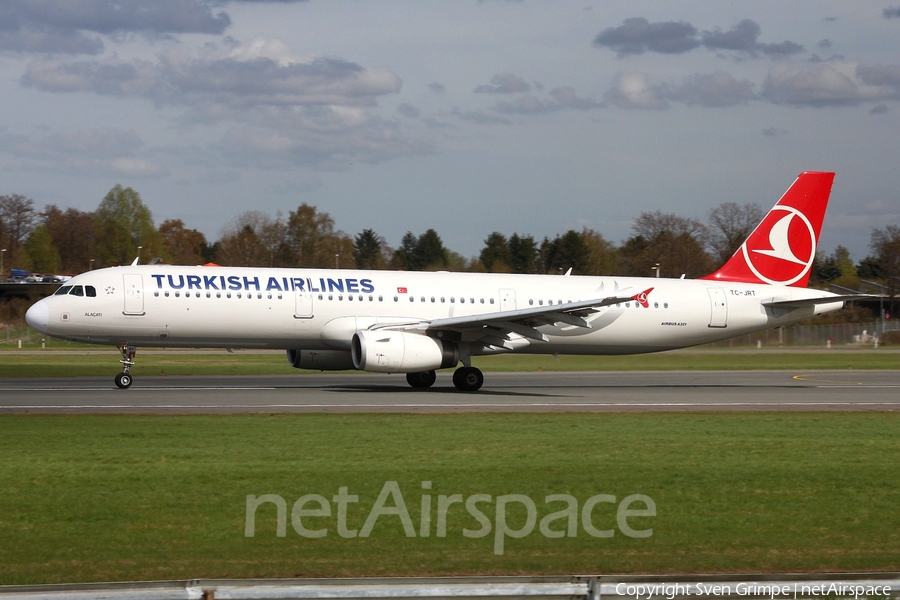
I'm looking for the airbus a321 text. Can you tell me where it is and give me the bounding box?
[26,172,869,391]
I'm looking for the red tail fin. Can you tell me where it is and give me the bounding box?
[700,171,834,288]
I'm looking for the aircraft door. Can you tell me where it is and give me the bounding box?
[707,287,727,328]
[123,274,145,315]
[295,292,314,318]
[499,288,516,311]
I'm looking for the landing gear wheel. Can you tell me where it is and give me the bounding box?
[115,372,133,389]
[406,370,437,388]
[116,344,137,390]
[453,367,484,392]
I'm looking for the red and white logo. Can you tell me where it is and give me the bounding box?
[742,206,816,286]
[397,287,408,294]
[631,287,654,308]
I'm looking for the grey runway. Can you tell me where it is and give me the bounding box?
[1,370,898,413]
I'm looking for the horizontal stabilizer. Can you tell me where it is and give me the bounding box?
[762,294,877,309]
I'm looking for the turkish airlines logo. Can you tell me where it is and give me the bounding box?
[742,206,816,285]
[631,287,654,308]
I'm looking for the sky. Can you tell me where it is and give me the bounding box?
[1,0,899,264]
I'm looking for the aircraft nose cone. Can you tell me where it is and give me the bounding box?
[26,299,50,334]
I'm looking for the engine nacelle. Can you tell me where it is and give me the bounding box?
[286,349,355,371]
[351,331,458,373]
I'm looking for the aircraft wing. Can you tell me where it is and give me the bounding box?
[762,294,879,309]
[373,294,636,349]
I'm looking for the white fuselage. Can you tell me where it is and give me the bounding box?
[27,265,843,357]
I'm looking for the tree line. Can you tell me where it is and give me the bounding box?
[1,185,898,306]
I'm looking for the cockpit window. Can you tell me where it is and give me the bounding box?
[53,285,96,297]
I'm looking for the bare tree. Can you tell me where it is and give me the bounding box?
[870,225,900,316]
[159,219,208,266]
[0,194,36,254]
[41,205,96,273]
[621,211,713,278]
[706,202,763,265]
[215,211,282,267]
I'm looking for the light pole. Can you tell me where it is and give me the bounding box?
[90,259,95,271]
[652,263,660,278]
[1,249,6,280]
[137,246,143,265]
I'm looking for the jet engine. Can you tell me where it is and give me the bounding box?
[351,331,458,373]
[286,348,355,371]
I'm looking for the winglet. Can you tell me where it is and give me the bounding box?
[631,287,654,308]
[700,172,834,288]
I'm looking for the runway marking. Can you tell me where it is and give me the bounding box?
[791,375,900,386]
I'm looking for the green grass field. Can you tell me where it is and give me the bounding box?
[2,413,899,584]
[0,348,898,377]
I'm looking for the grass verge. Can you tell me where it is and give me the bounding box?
[0,349,897,378]
[1,413,899,584]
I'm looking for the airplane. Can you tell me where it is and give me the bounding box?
[25,171,871,392]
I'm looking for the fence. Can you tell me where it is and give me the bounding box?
[2,574,899,600]
[712,320,899,348]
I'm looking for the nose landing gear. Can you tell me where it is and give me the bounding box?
[115,345,136,389]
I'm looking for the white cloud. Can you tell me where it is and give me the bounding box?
[762,61,891,107]
[604,72,668,110]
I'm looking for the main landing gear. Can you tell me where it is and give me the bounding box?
[115,345,136,389]
[406,370,437,388]
[453,366,484,392]
[405,366,485,391]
